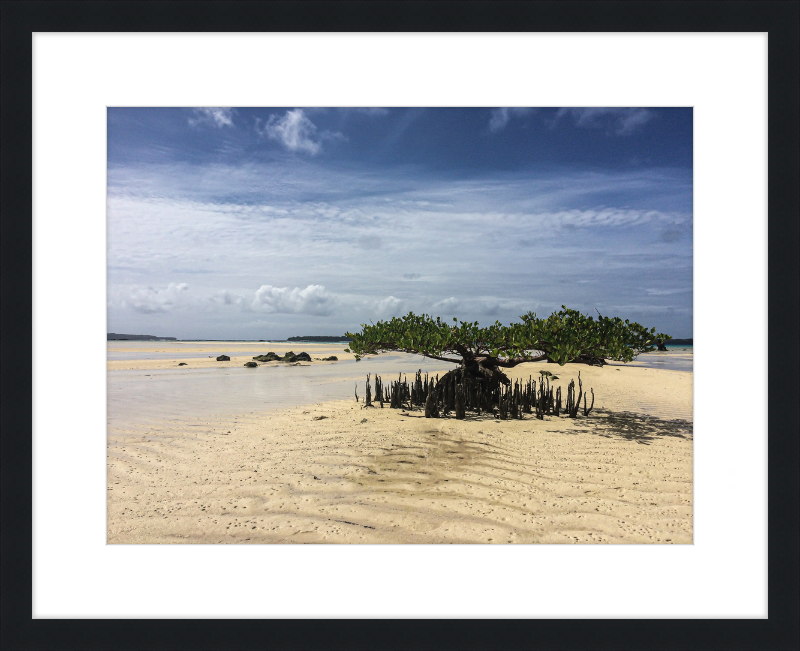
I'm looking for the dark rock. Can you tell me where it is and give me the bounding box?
[178,362,188,366]
[282,351,311,362]
[252,352,280,362]
[656,339,668,351]
[322,356,338,361]
[243,361,258,368]
[216,355,230,361]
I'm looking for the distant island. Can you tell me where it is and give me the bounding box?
[287,335,352,342]
[108,333,177,341]
[668,338,693,345]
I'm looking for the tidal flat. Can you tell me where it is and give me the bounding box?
[107,342,693,544]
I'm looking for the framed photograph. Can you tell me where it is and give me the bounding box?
[3,1,797,649]
[106,104,694,547]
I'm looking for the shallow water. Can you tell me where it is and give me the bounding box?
[611,350,693,372]
[108,344,692,427]
[107,353,453,427]
[107,350,271,360]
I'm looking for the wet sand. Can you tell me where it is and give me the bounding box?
[107,348,693,544]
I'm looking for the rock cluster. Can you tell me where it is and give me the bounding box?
[252,352,280,362]
[216,355,230,361]
[251,351,314,363]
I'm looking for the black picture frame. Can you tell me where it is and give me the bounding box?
[2,2,797,649]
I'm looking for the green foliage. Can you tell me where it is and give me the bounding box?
[517,306,671,365]
[345,306,671,367]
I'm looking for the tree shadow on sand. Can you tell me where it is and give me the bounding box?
[581,408,692,444]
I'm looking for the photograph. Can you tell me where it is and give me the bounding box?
[4,0,791,642]
[107,106,694,544]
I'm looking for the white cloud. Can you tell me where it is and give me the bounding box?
[553,108,654,135]
[189,108,234,128]
[258,109,344,155]
[489,108,535,133]
[376,295,404,317]
[433,297,460,313]
[107,160,691,338]
[252,284,336,316]
[123,282,189,314]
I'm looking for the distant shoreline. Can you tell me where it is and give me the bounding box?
[107,333,176,341]
[287,335,352,343]
[109,334,690,346]
[109,336,352,343]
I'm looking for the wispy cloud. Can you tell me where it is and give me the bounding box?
[553,108,655,136]
[107,154,691,337]
[489,107,535,133]
[189,108,235,128]
[257,109,344,155]
[344,108,390,116]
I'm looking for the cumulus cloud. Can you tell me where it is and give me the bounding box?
[252,284,336,316]
[258,109,344,155]
[553,108,654,135]
[489,107,535,133]
[433,297,461,313]
[124,282,189,314]
[376,295,404,317]
[189,108,234,128]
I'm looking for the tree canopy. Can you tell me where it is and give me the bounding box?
[345,306,671,368]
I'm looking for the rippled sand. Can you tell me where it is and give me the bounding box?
[107,359,693,544]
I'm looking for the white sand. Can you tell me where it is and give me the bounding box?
[108,350,693,544]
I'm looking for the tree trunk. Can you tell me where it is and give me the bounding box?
[438,358,510,395]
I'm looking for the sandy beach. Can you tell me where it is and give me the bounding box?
[107,342,692,544]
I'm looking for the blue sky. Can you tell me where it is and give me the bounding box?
[107,107,692,339]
